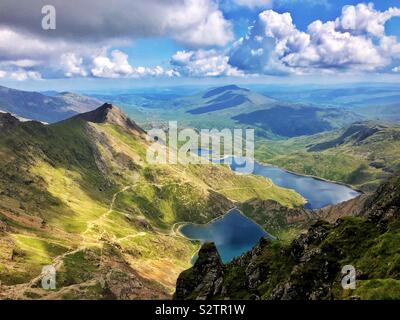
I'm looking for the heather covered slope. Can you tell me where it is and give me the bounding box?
[0,104,304,299]
[175,175,400,300]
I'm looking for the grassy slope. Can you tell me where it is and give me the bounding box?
[0,114,303,299]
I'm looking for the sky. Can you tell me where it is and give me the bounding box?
[0,0,400,90]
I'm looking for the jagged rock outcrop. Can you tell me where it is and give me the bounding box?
[363,175,400,227]
[0,112,20,131]
[174,242,224,300]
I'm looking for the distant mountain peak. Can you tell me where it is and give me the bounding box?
[202,84,249,99]
[73,103,145,134]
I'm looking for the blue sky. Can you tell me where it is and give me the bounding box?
[0,0,399,90]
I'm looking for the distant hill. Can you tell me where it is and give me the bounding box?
[182,84,273,114]
[233,106,334,137]
[308,122,396,151]
[186,85,256,114]
[0,85,103,123]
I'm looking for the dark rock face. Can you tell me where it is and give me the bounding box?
[290,221,331,262]
[363,175,400,229]
[0,112,20,130]
[174,242,224,300]
[270,221,339,300]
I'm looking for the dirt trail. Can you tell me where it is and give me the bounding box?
[0,182,138,299]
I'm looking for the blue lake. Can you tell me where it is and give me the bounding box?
[181,150,361,263]
[197,151,361,210]
[180,209,272,263]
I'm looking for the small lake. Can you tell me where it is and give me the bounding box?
[182,150,361,263]
[180,209,272,263]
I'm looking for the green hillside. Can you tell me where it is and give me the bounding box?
[0,104,303,299]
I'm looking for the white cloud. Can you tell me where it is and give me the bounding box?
[91,50,133,78]
[0,26,179,80]
[171,49,244,77]
[173,9,233,47]
[229,3,400,75]
[0,70,42,81]
[90,50,175,78]
[60,53,88,78]
[335,3,400,37]
[0,26,103,79]
[393,66,400,73]
[0,0,235,79]
[0,0,233,48]
[233,0,272,8]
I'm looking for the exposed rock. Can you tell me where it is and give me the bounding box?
[0,112,20,131]
[363,175,400,229]
[174,242,224,300]
[290,221,331,262]
[316,194,368,223]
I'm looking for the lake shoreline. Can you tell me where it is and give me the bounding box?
[196,149,363,194]
[257,159,365,194]
[179,208,273,264]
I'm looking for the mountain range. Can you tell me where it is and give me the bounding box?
[0,86,102,123]
[87,84,363,139]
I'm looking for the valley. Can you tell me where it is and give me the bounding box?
[0,103,303,299]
